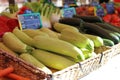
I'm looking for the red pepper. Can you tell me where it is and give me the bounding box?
[18,6,30,15]
[0,16,10,23]
[102,14,112,22]
[20,6,29,12]
[111,14,120,23]
[114,0,120,2]
[116,7,120,14]
[111,22,120,27]
[18,11,24,14]
[0,21,10,37]
[0,16,19,37]
[7,19,19,31]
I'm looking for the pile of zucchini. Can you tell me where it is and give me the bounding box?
[59,15,120,47]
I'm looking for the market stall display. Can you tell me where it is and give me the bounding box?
[0,0,120,80]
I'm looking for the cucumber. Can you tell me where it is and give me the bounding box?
[95,22,120,33]
[103,38,114,47]
[82,22,119,44]
[73,15,103,23]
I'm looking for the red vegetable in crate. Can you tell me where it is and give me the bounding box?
[102,14,112,23]
[0,66,30,80]
[116,7,120,14]
[0,66,14,77]
[0,16,10,22]
[7,73,30,80]
[0,21,10,37]
[111,14,120,23]
[111,23,120,27]
[0,16,19,37]
[114,0,120,2]
[103,13,120,28]
[76,7,87,16]
[7,19,19,31]
[18,6,30,14]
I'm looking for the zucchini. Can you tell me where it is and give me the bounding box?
[73,15,103,23]
[59,17,84,27]
[103,38,114,46]
[106,30,120,40]
[59,17,84,32]
[106,22,120,31]
[82,22,119,44]
[95,22,120,33]
[31,49,75,70]
[99,28,120,41]
[113,32,120,39]
[33,35,85,62]
[53,22,79,32]
[19,53,52,74]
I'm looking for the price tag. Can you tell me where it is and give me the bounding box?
[90,1,99,6]
[62,7,76,18]
[106,2,115,14]
[18,13,42,30]
[94,5,105,17]
[64,0,76,6]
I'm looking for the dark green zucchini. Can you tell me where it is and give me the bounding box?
[59,17,84,26]
[103,38,114,47]
[113,32,120,39]
[99,28,120,41]
[82,22,119,44]
[106,22,120,31]
[73,15,103,23]
[95,22,120,33]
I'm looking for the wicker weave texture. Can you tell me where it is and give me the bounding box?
[112,43,120,57]
[51,63,82,80]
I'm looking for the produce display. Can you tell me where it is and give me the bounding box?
[0,50,48,80]
[0,1,120,80]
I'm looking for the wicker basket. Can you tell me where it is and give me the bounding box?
[0,45,115,80]
[0,50,49,80]
[49,63,83,80]
[112,43,120,57]
[78,53,102,78]
[100,47,113,65]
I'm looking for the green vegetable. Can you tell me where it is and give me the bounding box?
[53,22,79,32]
[95,22,120,33]
[59,28,94,52]
[20,53,52,74]
[82,22,119,44]
[33,35,85,62]
[84,34,104,47]
[103,38,114,46]
[2,32,33,53]
[13,28,34,46]
[31,49,75,70]
[73,15,103,23]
